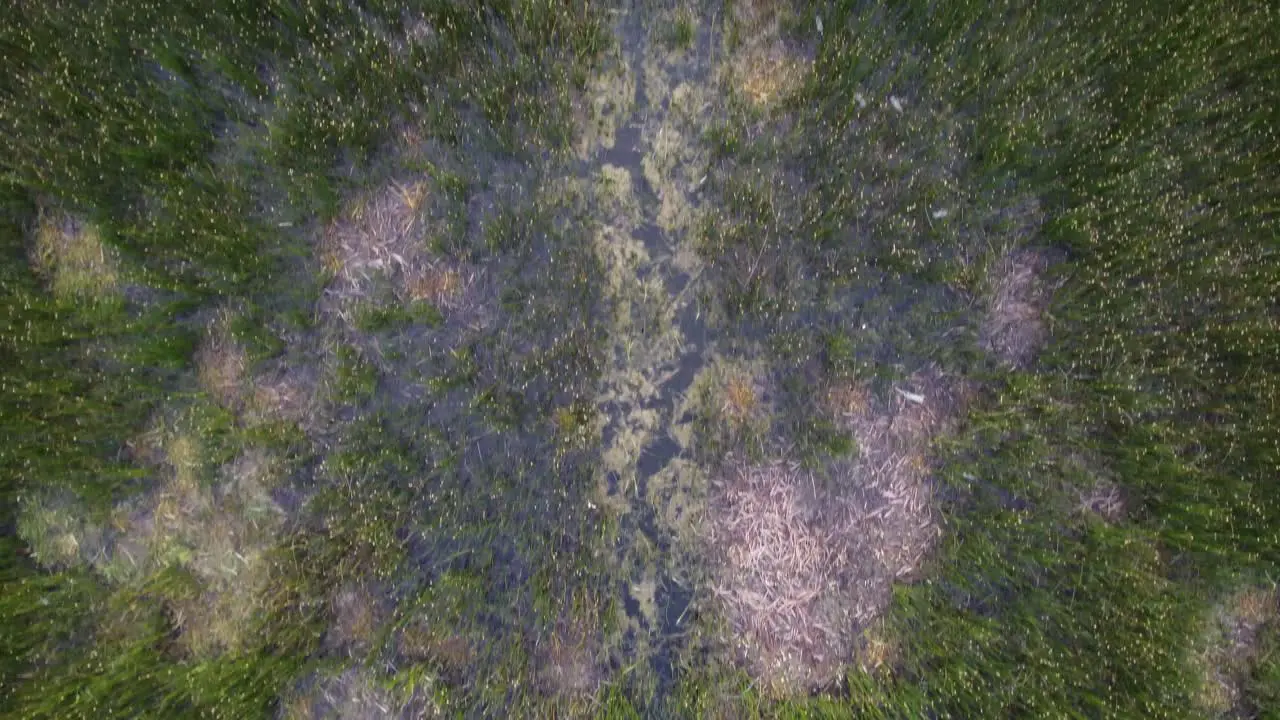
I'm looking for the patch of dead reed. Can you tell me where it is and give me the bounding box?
[983,249,1051,367]
[704,370,961,691]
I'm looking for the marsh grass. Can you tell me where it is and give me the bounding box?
[285,667,413,720]
[119,429,288,657]
[326,583,386,657]
[320,181,431,313]
[720,371,759,425]
[15,492,109,571]
[1247,616,1280,717]
[1,0,1277,717]
[667,9,697,52]
[1075,479,1126,523]
[683,0,1280,714]
[689,360,774,462]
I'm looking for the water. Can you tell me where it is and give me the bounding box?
[583,4,721,692]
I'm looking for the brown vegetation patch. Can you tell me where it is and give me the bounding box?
[327,584,387,657]
[127,420,168,468]
[169,552,274,658]
[983,249,1052,367]
[706,460,848,691]
[321,180,487,327]
[114,437,287,656]
[29,208,120,303]
[536,616,602,700]
[824,381,870,419]
[404,260,478,311]
[725,0,812,108]
[247,364,320,429]
[1076,480,1126,522]
[736,53,808,108]
[1197,585,1279,715]
[398,621,473,680]
[162,446,285,656]
[704,370,960,691]
[285,668,417,720]
[195,312,249,409]
[721,371,760,424]
[321,180,428,305]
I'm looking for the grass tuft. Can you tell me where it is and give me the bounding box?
[195,311,250,410]
[29,209,120,305]
[721,371,759,425]
[982,249,1052,367]
[723,0,811,108]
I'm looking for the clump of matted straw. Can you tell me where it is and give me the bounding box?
[321,181,426,294]
[319,180,481,324]
[707,460,850,690]
[983,249,1051,367]
[705,371,958,691]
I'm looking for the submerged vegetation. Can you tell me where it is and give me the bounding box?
[1,0,1277,717]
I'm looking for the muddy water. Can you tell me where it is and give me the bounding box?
[583,5,720,687]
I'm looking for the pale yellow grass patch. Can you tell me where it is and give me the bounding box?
[164,432,207,498]
[15,494,97,569]
[169,450,284,656]
[170,549,274,658]
[725,0,812,108]
[29,209,120,304]
[136,438,287,657]
[22,401,291,655]
[19,421,286,652]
